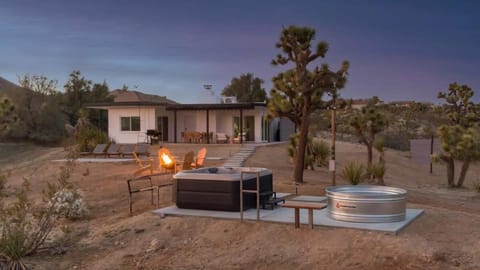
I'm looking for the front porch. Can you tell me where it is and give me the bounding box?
[163,103,270,144]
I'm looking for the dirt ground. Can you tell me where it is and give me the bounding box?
[1,141,479,270]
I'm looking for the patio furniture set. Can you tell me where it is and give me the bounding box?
[81,143,150,158]
[127,147,207,214]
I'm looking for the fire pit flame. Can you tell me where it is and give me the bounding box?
[161,153,174,169]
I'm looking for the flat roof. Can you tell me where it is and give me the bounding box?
[87,101,166,109]
[166,103,266,111]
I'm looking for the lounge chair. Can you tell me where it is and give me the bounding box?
[106,143,122,158]
[135,143,150,156]
[121,144,136,157]
[84,144,108,158]
[192,147,207,168]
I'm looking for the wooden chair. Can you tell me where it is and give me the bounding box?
[192,147,207,168]
[133,152,153,173]
[135,144,150,156]
[181,151,195,171]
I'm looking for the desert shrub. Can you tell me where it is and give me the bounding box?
[0,175,5,194]
[49,188,88,220]
[287,133,315,169]
[287,134,330,170]
[473,181,480,193]
[76,126,109,152]
[311,140,330,167]
[367,163,386,185]
[342,161,365,185]
[0,156,87,268]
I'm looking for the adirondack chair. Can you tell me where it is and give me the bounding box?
[192,147,207,168]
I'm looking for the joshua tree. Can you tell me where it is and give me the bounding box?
[269,25,349,183]
[436,83,480,188]
[349,98,389,167]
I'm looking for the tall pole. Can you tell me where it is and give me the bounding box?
[330,85,337,186]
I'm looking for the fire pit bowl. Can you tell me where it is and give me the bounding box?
[326,185,407,223]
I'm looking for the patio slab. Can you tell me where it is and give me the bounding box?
[154,195,424,234]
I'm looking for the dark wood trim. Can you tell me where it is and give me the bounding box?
[174,110,177,143]
[206,109,210,144]
[240,109,243,144]
[166,103,265,111]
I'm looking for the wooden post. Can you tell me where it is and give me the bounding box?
[256,173,260,221]
[240,172,244,222]
[206,109,210,144]
[174,110,177,143]
[430,135,434,174]
[330,94,337,186]
[240,109,244,144]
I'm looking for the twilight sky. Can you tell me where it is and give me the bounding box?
[1,0,479,103]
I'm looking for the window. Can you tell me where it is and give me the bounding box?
[120,116,140,131]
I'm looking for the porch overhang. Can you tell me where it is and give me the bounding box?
[166,102,267,144]
[166,103,266,111]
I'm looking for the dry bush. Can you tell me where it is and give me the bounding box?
[342,161,366,185]
[0,158,88,269]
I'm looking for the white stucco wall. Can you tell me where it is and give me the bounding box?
[107,105,268,143]
[108,106,156,144]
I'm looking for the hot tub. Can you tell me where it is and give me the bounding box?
[326,185,407,223]
[173,167,273,211]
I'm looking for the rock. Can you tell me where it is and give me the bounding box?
[135,228,145,234]
[147,239,161,253]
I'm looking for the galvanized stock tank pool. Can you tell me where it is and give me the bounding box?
[326,185,407,223]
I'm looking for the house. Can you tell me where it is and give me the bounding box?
[89,89,292,144]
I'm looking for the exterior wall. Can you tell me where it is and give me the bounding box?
[279,117,295,141]
[108,106,156,144]
[107,105,268,143]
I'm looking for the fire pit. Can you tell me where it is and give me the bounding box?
[326,185,407,223]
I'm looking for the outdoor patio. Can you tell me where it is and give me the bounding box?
[154,194,424,235]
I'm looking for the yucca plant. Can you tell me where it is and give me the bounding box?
[342,161,365,185]
[368,163,386,185]
[287,133,315,170]
[311,140,330,167]
[374,138,385,164]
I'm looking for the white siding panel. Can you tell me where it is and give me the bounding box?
[108,106,156,144]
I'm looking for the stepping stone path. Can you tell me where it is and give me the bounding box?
[223,144,257,167]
